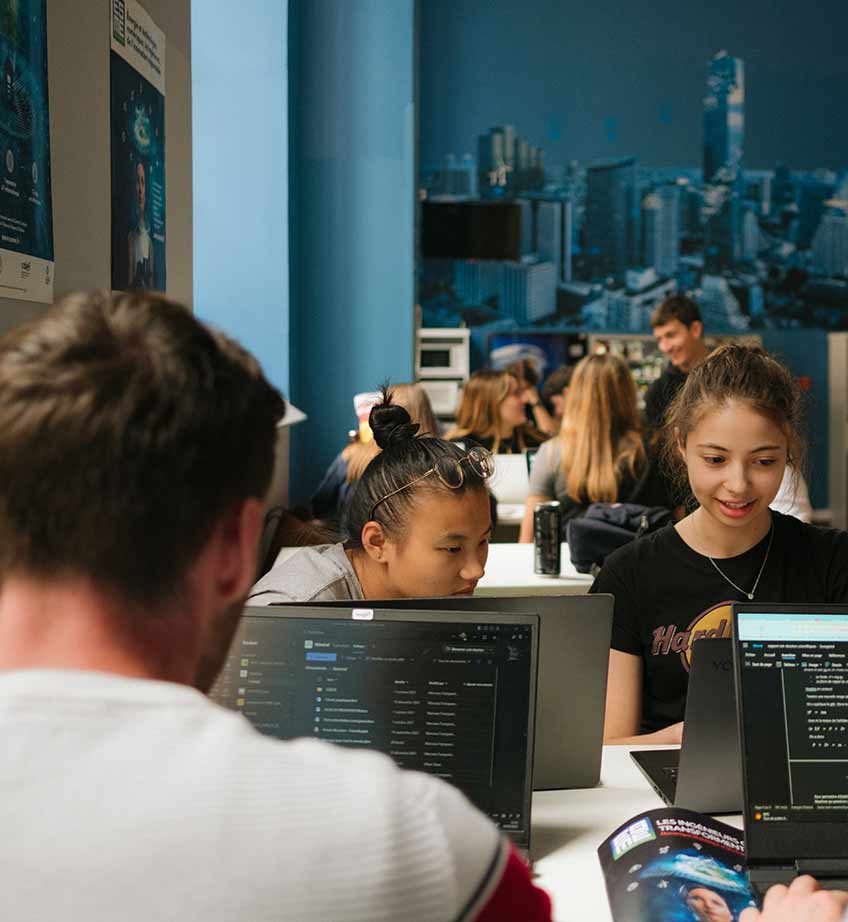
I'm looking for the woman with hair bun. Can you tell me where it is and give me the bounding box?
[311,382,440,524]
[249,388,494,603]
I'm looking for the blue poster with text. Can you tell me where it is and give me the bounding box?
[0,0,53,303]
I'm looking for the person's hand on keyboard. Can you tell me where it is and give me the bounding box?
[741,875,848,922]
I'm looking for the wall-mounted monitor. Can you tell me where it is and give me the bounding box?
[421,201,522,260]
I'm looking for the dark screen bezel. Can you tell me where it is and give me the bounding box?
[732,602,848,862]
[232,604,540,848]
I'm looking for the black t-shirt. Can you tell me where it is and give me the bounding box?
[644,363,687,432]
[589,511,848,733]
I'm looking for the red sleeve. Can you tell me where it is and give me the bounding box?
[471,845,552,922]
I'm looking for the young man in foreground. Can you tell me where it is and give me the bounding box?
[0,290,548,921]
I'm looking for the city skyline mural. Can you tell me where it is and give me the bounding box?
[419,1,848,340]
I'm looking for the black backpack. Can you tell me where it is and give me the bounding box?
[566,502,673,576]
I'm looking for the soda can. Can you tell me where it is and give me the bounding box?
[533,501,562,576]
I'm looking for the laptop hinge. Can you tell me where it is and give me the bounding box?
[795,859,848,877]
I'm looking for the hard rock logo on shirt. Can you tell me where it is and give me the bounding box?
[650,601,734,671]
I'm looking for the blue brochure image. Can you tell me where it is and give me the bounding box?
[598,808,756,922]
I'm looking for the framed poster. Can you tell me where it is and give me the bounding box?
[0,0,53,303]
[110,0,165,292]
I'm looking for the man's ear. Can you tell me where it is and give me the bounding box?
[689,320,704,340]
[360,520,389,563]
[207,498,265,603]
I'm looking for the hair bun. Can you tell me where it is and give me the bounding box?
[370,398,420,450]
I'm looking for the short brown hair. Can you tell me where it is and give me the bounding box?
[541,364,573,400]
[0,290,285,606]
[651,293,702,330]
[661,342,806,502]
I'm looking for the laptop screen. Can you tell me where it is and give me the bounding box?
[211,606,538,848]
[734,606,848,860]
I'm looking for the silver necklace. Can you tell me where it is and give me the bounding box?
[705,521,775,600]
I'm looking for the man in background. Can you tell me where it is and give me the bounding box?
[0,290,550,921]
[644,293,710,432]
[644,291,812,522]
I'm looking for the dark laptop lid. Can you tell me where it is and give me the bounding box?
[211,605,539,851]
[733,603,848,863]
[675,637,741,813]
[272,594,613,790]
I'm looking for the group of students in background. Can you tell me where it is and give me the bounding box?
[258,291,843,748]
[1,288,845,920]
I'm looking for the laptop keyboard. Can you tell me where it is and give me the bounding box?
[751,871,848,903]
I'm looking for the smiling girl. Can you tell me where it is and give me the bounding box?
[249,390,494,603]
[592,344,848,744]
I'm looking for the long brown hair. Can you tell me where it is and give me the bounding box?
[661,343,806,501]
[559,353,645,503]
[446,369,525,454]
[344,383,439,482]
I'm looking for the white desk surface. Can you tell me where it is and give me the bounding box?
[477,542,594,597]
[532,744,743,922]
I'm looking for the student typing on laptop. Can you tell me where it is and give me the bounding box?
[592,344,848,745]
[741,876,848,921]
[250,391,495,605]
[0,291,550,921]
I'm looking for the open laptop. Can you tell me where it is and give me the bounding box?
[733,603,848,898]
[631,637,742,813]
[211,605,539,858]
[279,594,613,790]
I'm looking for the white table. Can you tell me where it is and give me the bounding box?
[477,542,594,597]
[531,745,743,922]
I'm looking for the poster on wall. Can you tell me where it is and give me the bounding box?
[110,0,165,292]
[0,0,54,303]
[418,2,848,341]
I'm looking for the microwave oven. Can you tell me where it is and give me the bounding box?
[415,328,470,380]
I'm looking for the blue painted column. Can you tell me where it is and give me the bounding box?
[289,0,416,504]
[192,2,290,395]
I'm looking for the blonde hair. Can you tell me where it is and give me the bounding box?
[559,353,645,503]
[344,383,439,482]
[446,369,522,454]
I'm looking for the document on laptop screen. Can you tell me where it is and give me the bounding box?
[737,611,848,829]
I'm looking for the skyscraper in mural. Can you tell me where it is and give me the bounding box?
[642,184,680,277]
[420,35,848,335]
[584,157,640,281]
[703,51,744,184]
[703,51,745,271]
[812,200,848,277]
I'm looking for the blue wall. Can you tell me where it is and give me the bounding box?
[192,2,289,394]
[289,0,416,504]
[420,0,848,172]
[761,330,829,509]
[418,0,839,510]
